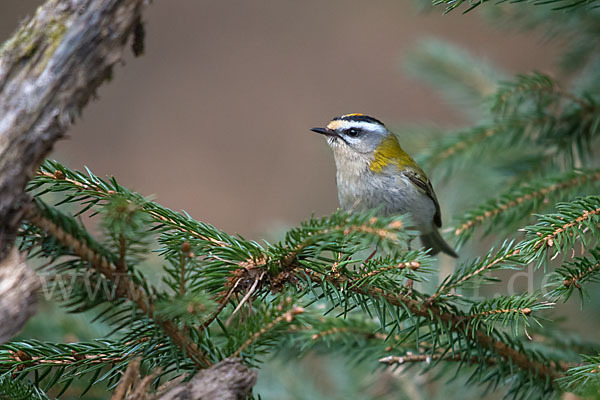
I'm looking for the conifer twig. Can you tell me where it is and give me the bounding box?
[462,307,532,320]
[36,169,231,248]
[454,171,600,237]
[361,284,561,379]
[357,260,421,280]
[535,207,600,250]
[24,203,211,369]
[297,266,562,381]
[379,352,499,366]
[380,353,462,365]
[11,349,126,367]
[428,247,521,303]
[562,260,600,289]
[231,306,304,358]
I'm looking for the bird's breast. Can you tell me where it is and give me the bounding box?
[336,167,436,232]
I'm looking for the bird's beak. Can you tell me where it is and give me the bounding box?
[310,127,336,136]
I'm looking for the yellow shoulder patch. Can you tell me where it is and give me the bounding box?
[369,135,416,173]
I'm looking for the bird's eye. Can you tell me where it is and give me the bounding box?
[345,128,360,138]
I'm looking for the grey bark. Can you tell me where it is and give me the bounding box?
[0,0,146,342]
[0,249,40,343]
[155,359,258,400]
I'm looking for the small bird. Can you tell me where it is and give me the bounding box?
[311,113,457,257]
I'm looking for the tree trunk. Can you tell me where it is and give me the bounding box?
[0,0,146,343]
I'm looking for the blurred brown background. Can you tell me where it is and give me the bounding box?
[1,0,556,238]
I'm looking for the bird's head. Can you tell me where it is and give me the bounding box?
[311,114,417,175]
[311,113,390,157]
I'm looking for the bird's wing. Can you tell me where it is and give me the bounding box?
[403,168,442,228]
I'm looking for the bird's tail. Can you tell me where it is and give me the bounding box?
[420,229,458,258]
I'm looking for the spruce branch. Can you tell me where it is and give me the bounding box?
[434,196,600,301]
[18,160,588,397]
[420,72,599,174]
[309,323,389,343]
[562,256,600,289]
[453,169,600,245]
[23,201,212,369]
[459,294,553,336]
[492,72,558,115]
[34,164,234,250]
[7,345,125,367]
[519,196,600,265]
[355,259,422,281]
[290,263,562,382]
[0,338,163,395]
[161,200,561,387]
[463,305,532,321]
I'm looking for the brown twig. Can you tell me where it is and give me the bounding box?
[112,358,140,400]
[199,278,242,333]
[226,271,265,327]
[357,260,421,280]
[461,307,532,320]
[128,366,163,400]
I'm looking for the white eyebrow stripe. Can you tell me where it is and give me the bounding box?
[326,120,382,131]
